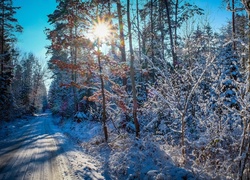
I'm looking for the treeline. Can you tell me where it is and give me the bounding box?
[0,0,48,121]
[12,53,48,116]
[46,0,204,136]
[45,0,249,179]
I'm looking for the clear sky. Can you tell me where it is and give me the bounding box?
[13,0,57,64]
[12,0,232,64]
[195,0,232,29]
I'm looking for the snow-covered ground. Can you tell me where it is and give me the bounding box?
[0,112,104,180]
[52,114,197,179]
[0,112,196,179]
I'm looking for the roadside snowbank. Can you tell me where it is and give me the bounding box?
[53,115,196,179]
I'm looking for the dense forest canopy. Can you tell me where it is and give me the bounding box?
[0,0,249,179]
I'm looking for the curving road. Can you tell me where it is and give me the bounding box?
[0,113,75,180]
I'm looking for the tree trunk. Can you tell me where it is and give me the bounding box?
[97,38,108,142]
[232,0,236,50]
[117,0,127,87]
[108,0,115,54]
[242,0,250,92]
[159,0,165,60]
[164,0,177,68]
[127,0,140,138]
[174,0,179,49]
[150,0,155,82]
[248,13,250,92]
[69,26,78,114]
[1,0,5,76]
[74,24,78,112]
[237,118,249,180]
[136,0,141,65]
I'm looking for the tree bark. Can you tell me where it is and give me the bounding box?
[150,0,155,82]
[1,0,5,76]
[164,0,177,68]
[97,38,108,142]
[174,0,178,49]
[117,0,127,87]
[242,0,250,93]
[127,0,140,138]
[108,0,115,54]
[248,13,250,93]
[237,118,249,180]
[70,27,78,113]
[136,0,141,64]
[159,0,165,60]
[232,0,236,50]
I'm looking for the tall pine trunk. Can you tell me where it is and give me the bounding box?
[97,38,108,142]
[70,27,78,114]
[239,8,250,180]
[0,0,4,76]
[248,13,250,93]
[127,0,140,138]
[150,0,155,82]
[232,0,236,50]
[164,0,177,68]
[159,0,165,60]
[174,0,178,50]
[94,4,108,141]
[117,0,127,87]
[242,0,250,92]
[73,24,78,112]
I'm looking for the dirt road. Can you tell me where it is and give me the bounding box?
[0,113,75,180]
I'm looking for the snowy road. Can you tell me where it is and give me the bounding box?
[0,113,104,180]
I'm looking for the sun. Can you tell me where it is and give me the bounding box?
[93,22,110,39]
[87,16,114,42]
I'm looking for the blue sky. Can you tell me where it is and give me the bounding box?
[13,0,57,63]
[196,0,232,29]
[12,0,232,63]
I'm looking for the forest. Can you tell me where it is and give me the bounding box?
[0,0,250,179]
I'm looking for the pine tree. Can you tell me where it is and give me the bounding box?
[0,0,22,121]
[47,0,91,114]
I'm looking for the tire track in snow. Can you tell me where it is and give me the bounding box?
[0,122,35,179]
[0,113,76,180]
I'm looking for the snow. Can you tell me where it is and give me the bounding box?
[4,111,241,179]
[0,111,200,179]
[74,111,88,120]
[53,115,196,179]
[0,112,104,179]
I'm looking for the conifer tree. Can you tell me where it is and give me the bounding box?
[47,0,91,114]
[0,0,22,121]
